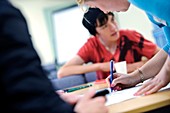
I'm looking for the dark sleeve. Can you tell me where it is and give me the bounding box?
[0,1,75,113]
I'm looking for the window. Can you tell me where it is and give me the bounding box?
[52,5,89,65]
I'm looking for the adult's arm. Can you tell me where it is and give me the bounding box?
[127,46,160,73]
[137,49,168,80]
[134,55,170,95]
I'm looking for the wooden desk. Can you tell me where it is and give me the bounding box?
[70,82,170,113]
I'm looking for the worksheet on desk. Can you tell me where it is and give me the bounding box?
[105,83,170,106]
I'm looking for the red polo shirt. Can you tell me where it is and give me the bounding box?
[77,29,157,80]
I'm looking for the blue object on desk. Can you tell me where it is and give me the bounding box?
[110,60,114,92]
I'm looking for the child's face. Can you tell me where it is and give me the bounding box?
[96,15,119,42]
[84,0,130,13]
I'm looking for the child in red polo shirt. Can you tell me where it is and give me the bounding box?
[57,8,160,80]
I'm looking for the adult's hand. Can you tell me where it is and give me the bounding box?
[106,73,140,91]
[74,88,108,113]
[57,90,81,105]
[134,74,170,96]
[135,56,170,95]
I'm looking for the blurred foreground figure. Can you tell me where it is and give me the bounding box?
[0,0,108,113]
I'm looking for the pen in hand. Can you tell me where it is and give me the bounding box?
[109,60,114,92]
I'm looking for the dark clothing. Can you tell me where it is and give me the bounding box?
[0,0,74,113]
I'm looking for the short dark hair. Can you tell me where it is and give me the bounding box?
[82,8,114,36]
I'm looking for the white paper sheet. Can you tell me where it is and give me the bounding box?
[105,83,170,106]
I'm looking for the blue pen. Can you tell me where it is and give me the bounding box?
[109,60,114,92]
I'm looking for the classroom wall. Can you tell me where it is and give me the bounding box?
[10,0,75,65]
[117,4,155,42]
[9,0,155,66]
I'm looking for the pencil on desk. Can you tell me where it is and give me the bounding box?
[64,84,92,93]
